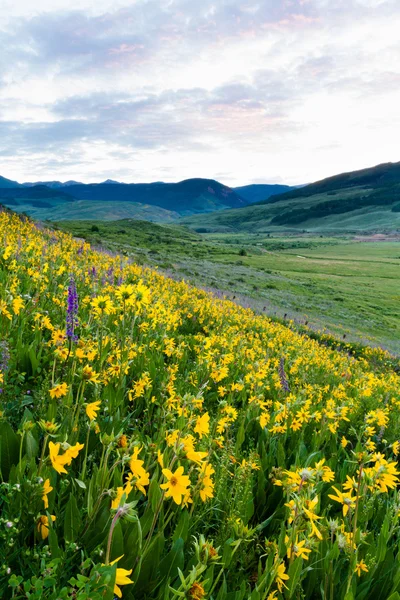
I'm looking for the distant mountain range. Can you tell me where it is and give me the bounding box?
[233,184,292,203]
[2,161,399,232]
[0,175,295,221]
[181,161,400,233]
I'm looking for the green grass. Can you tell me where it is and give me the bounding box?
[180,187,400,233]
[54,220,400,354]
[4,200,179,222]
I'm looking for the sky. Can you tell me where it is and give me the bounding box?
[1,0,400,186]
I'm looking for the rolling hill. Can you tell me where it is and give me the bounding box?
[0,175,22,188]
[182,161,400,233]
[0,177,248,220]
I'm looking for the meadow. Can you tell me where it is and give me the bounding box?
[0,211,399,599]
[56,220,400,354]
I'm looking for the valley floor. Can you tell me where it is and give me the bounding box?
[55,220,400,354]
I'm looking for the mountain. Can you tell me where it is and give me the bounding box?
[0,175,22,188]
[233,184,293,204]
[23,180,83,188]
[181,161,400,233]
[0,176,247,221]
[62,178,246,214]
[256,161,400,206]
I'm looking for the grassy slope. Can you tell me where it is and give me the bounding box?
[55,220,400,354]
[180,188,400,232]
[7,200,179,222]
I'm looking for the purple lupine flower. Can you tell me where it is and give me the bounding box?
[66,275,79,342]
[0,341,10,373]
[107,266,114,283]
[0,340,10,394]
[278,356,290,393]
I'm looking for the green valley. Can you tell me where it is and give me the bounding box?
[55,219,400,354]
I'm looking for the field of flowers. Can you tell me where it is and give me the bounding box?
[0,210,400,600]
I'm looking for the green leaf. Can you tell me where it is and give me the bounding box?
[109,520,124,562]
[28,346,39,375]
[377,513,390,563]
[215,575,227,600]
[47,513,61,558]
[148,476,162,513]
[24,430,39,459]
[158,537,184,582]
[64,493,82,542]
[235,421,245,453]
[0,421,20,480]
[172,510,189,543]
[287,557,303,597]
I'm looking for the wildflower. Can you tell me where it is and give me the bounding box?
[51,329,66,346]
[286,535,312,560]
[82,365,100,383]
[188,582,206,599]
[161,466,191,505]
[86,400,101,421]
[199,462,215,502]
[49,382,68,399]
[341,436,349,448]
[115,284,135,305]
[328,486,356,516]
[275,561,289,592]
[393,441,400,456]
[39,420,60,434]
[303,497,323,540]
[314,459,335,482]
[355,559,368,576]
[66,275,79,341]
[12,297,24,315]
[111,481,133,510]
[0,300,12,320]
[106,556,133,598]
[365,457,400,492]
[129,447,150,494]
[118,434,128,448]
[91,295,114,316]
[49,441,84,475]
[133,280,151,311]
[42,479,53,509]
[343,475,358,492]
[194,412,210,438]
[37,515,56,539]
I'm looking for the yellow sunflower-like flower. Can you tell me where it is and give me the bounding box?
[160,466,190,505]
[86,400,101,421]
[37,514,56,539]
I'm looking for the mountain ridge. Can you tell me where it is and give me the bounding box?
[0,176,252,220]
[181,161,400,233]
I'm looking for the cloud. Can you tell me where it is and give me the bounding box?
[0,0,400,185]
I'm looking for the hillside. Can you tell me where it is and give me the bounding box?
[1,210,400,599]
[233,183,292,203]
[182,161,400,232]
[56,219,400,353]
[0,175,23,188]
[62,178,246,213]
[0,177,247,220]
